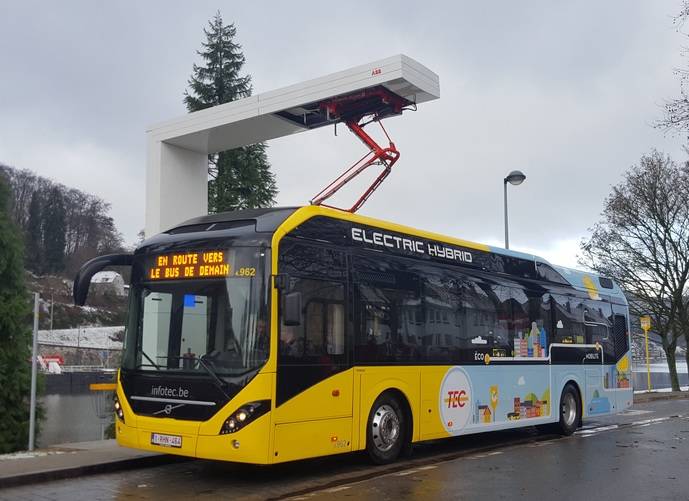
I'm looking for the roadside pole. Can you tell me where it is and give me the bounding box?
[640,315,652,392]
[28,292,39,451]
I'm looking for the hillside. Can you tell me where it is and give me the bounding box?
[26,272,127,330]
[0,163,126,278]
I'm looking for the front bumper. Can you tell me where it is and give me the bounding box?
[115,373,274,464]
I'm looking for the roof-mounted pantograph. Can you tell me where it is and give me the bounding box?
[146,54,440,235]
[307,86,412,212]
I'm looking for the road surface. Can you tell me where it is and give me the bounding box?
[2,398,687,500]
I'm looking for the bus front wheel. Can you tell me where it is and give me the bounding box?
[556,384,581,436]
[366,393,406,464]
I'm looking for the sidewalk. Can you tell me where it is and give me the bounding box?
[0,439,184,489]
[633,388,689,404]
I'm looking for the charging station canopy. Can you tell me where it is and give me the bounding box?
[146,54,439,235]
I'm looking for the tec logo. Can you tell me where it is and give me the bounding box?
[445,390,468,408]
[439,367,473,435]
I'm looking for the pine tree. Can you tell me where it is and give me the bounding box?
[25,191,43,274]
[184,12,277,213]
[0,173,33,453]
[42,187,66,273]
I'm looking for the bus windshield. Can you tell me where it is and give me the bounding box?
[122,246,269,377]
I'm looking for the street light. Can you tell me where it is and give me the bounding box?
[503,170,526,249]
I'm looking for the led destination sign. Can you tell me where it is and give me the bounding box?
[147,250,242,281]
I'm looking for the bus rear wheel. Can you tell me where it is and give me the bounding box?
[556,384,581,436]
[366,393,406,464]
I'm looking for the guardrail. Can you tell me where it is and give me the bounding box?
[60,366,117,373]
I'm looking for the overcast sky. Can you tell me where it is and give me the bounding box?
[1,1,687,267]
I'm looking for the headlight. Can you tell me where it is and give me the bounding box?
[220,400,270,435]
[114,394,125,422]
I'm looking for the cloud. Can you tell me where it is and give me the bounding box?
[518,376,526,386]
[0,128,144,244]
[1,0,687,261]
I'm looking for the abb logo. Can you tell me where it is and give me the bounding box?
[446,390,468,408]
[371,67,382,76]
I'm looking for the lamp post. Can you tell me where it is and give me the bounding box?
[503,170,526,249]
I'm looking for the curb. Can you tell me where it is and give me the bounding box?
[0,453,188,489]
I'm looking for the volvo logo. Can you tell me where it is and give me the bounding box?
[153,403,185,416]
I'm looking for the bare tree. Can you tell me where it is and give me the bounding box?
[0,163,124,277]
[580,151,689,391]
[658,3,689,136]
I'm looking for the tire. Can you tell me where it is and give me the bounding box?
[556,384,581,436]
[366,393,406,464]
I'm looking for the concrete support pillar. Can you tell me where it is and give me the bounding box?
[145,137,208,236]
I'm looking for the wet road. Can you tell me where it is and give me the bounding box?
[301,400,689,501]
[2,398,688,501]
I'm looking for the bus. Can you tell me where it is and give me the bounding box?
[74,206,633,464]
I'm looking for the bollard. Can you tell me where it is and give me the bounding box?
[28,292,39,451]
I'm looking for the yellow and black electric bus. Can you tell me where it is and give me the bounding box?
[74,206,633,464]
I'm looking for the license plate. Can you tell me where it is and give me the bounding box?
[151,433,182,448]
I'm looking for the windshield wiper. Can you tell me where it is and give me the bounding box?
[138,350,161,370]
[196,357,231,398]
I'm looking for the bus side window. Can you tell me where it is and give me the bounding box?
[538,293,553,353]
[353,256,422,364]
[584,299,613,359]
[278,240,346,281]
[304,300,325,355]
[552,294,585,344]
[421,269,463,363]
[278,240,347,362]
[464,279,499,344]
[326,303,345,355]
[508,288,552,357]
[612,314,629,361]
[360,290,393,359]
[357,285,421,363]
[279,279,345,361]
[585,323,608,346]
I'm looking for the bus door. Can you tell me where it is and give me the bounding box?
[274,277,352,461]
[583,307,611,412]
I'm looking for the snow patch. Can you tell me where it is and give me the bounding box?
[632,363,688,374]
[38,326,124,350]
[0,450,68,461]
[633,385,689,394]
[91,271,122,284]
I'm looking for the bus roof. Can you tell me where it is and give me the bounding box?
[164,206,625,302]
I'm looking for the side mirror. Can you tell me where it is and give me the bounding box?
[74,253,133,306]
[283,291,302,326]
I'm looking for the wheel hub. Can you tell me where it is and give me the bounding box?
[561,392,577,427]
[371,404,400,452]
